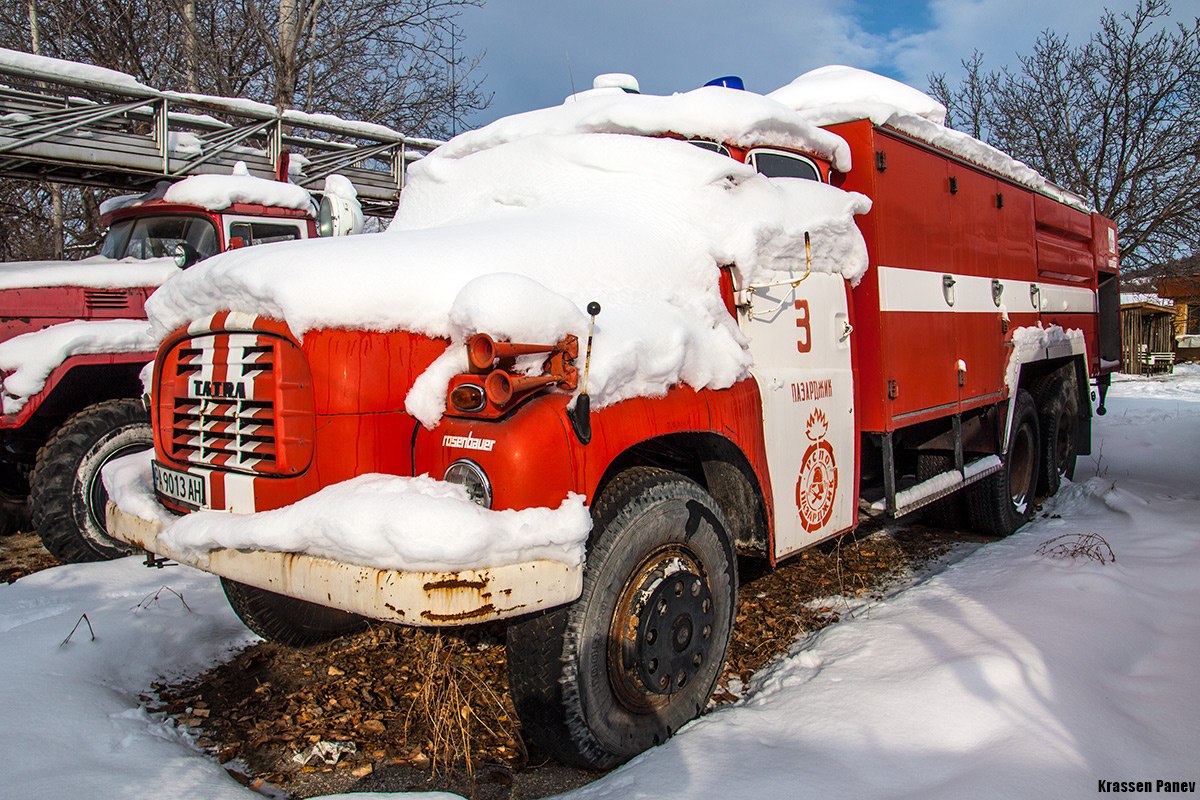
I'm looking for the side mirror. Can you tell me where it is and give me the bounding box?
[317,192,364,237]
[173,241,201,268]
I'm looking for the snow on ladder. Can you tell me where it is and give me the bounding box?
[0,49,443,217]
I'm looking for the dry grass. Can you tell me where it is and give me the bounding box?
[404,629,522,786]
[1036,533,1116,564]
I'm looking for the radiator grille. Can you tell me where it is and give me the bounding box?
[166,333,288,473]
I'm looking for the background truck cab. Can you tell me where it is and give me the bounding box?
[0,169,361,563]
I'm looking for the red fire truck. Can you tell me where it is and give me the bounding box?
[106,78,1120,769]
[0,176,361,561]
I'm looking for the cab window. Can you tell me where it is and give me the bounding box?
[748,149,822,182]
[102,215,217,260]
[687,139,732,158]
[228,221,304,246]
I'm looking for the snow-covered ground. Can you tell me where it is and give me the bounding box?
[2,365,1198,799]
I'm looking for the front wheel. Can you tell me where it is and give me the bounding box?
[221,579,368,647]
[507,467,738,770]
[30,399,152,562]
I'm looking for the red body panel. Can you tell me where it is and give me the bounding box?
[825,119,1112,434]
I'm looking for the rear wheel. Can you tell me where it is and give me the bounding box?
[967,390,1040,537]
[221,579,368,647]
[506,467,738,770]
[916,451,968,530]
[1033,377,1078,498]
[30,399,152,562]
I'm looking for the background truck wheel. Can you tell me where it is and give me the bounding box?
[221,578,368,647]
[967,389,1040,537]
[0,464,31,535]
[29,399,152,563]
[506,467,738,770]
[1032,376,1078,498]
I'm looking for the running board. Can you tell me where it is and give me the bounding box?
[872,455,1003,517]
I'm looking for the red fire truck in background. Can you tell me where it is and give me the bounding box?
[107,84,1120,769]
[0,179,360,562]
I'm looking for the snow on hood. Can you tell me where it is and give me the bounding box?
[0,254,178,291]
[148,110,871,427]
[769,66,1092,212]
[161,161,313,212]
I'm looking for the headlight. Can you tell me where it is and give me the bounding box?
[444,459,492,508]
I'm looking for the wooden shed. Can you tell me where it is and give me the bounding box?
[1120,300,1176,375]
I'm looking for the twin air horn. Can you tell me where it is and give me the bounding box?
[458,301,600,445]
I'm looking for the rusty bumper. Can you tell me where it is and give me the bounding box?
[106,502,583,626]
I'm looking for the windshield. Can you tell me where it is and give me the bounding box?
[101,215,218,261]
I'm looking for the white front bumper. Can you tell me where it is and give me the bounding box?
[106,502,583,625]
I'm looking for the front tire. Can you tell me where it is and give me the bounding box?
[221,579,368,647]
[507,468,738,770]
[967,390,1040,537]
[30,399,152,562]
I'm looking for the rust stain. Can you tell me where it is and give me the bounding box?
[383,602,405,616]
[421,603,497,622]
[423,577,487,591]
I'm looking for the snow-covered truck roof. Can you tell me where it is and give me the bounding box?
[100,162,317,218]
[146,82,874,426]
[769,66,1091,212]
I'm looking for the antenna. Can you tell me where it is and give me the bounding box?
[566,50,577,100]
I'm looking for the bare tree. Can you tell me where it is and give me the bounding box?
[929,0,1200,276]
[238,0,488,136]
[0,0,489,260]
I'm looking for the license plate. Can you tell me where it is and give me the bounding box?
[152,462,208,509]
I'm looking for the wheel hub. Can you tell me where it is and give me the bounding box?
[634,571,714,694]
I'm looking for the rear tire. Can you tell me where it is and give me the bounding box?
[221,578,368,647]
[30,399,152,562]
[1033,377,1078,498]
[967,390,1040,537]
[507,467,737,770]
[916,451,968,530]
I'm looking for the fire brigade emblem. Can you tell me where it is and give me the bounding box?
[796,409,837,533]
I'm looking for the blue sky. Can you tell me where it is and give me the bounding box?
[456,0,1200,126]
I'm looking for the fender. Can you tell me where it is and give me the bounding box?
[0,351,153,429]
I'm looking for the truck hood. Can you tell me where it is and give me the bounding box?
[0,255,179,291]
